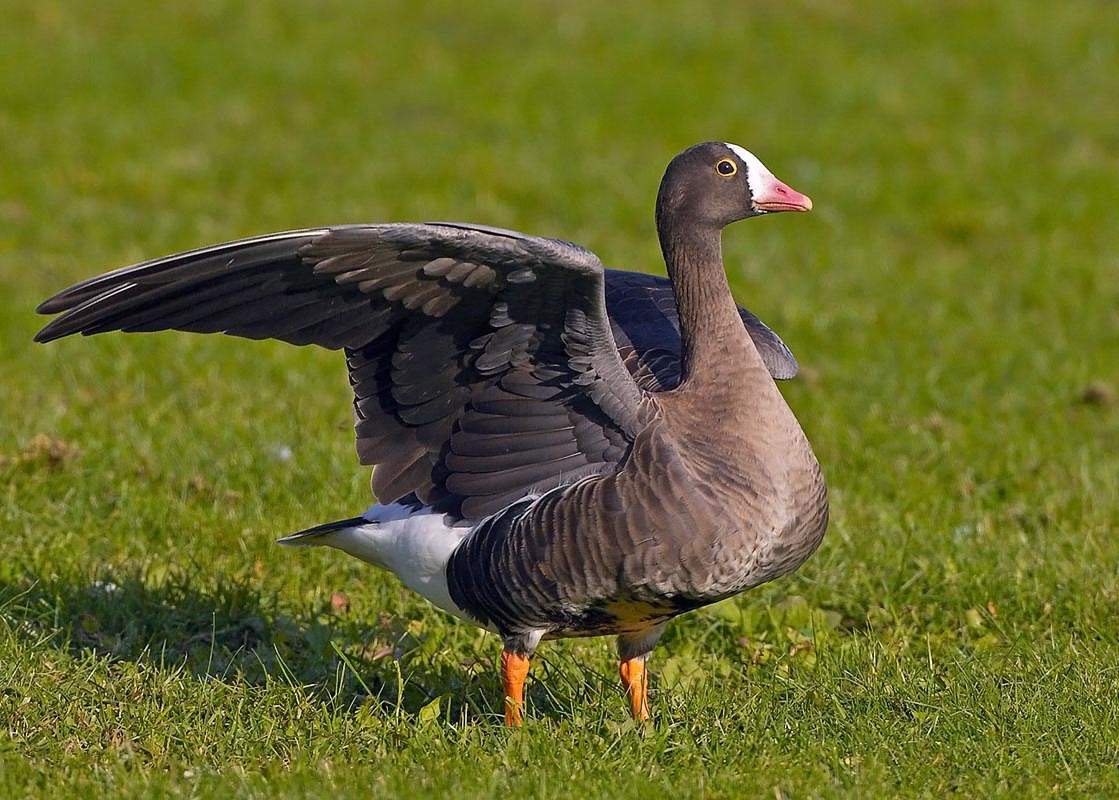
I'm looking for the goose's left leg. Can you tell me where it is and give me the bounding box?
[617,622,667,722]
[501,630,544,727]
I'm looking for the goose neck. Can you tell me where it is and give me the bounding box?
[658,219,766,394]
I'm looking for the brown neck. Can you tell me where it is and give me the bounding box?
[658,214,767,395]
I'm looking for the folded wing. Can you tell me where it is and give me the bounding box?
[604,269,799,390]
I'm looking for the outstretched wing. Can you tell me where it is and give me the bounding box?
[604,269,799,391]
[36,223,650,521]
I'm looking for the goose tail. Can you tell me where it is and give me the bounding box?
[276,516,368,547]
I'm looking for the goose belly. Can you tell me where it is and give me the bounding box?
[443,468,828,639]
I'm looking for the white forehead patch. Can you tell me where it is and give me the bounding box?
[724,142,774,193]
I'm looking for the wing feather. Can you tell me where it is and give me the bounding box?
[604,268,799,386]
[37,223,650,521]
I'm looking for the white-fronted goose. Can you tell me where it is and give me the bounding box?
[35,142,827,725]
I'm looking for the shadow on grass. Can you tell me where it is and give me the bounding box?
[0,570,615,725]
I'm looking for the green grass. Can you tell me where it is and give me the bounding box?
[2,0,1118,796]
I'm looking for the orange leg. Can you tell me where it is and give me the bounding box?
[501,649,531,727]
[619,656,650,721]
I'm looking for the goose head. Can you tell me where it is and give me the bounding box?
[656,141,812,232]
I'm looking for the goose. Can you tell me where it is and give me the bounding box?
[35,141,827,726]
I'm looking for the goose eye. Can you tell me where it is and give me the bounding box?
[716,159,737,176]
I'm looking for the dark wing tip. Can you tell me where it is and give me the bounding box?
[737,307,800,381]
[35,276,109,342]
[37,295,67,315]
[33,318,76,344]
[34,294,85,342]
[36,271,114,315]
[770,352,799,380]
[32,226,333,341]
[758,329,799,380]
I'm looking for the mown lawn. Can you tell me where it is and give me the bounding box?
[1,1,1117,797]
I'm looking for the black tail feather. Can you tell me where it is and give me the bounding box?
[276,516,366,546]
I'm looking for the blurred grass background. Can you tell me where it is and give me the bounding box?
[1,1,1117,797]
